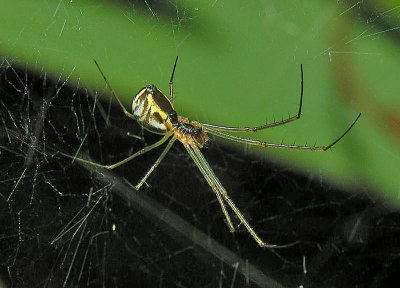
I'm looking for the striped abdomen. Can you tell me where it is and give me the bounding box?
[132,85,177,134]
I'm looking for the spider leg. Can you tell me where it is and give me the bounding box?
[205,113,361,151]
[199,64,304,132]
[59,134,171,172]
[186,144,283,248]
[184,144,235,233]
[135,137,176,190]
[169,56,179,104]
[189,145,300,248]
[94,60,136,120]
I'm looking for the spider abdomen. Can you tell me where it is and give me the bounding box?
[132,85,176,134]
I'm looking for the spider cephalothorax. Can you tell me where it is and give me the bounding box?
[174,119,208,148]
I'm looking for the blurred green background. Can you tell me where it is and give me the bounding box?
[1,0,399,202]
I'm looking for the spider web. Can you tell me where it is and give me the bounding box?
[1,2,400,288]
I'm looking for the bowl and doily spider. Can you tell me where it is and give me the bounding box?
[60,56,361,248]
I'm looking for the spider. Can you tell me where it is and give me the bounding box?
[61,57,361,248]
